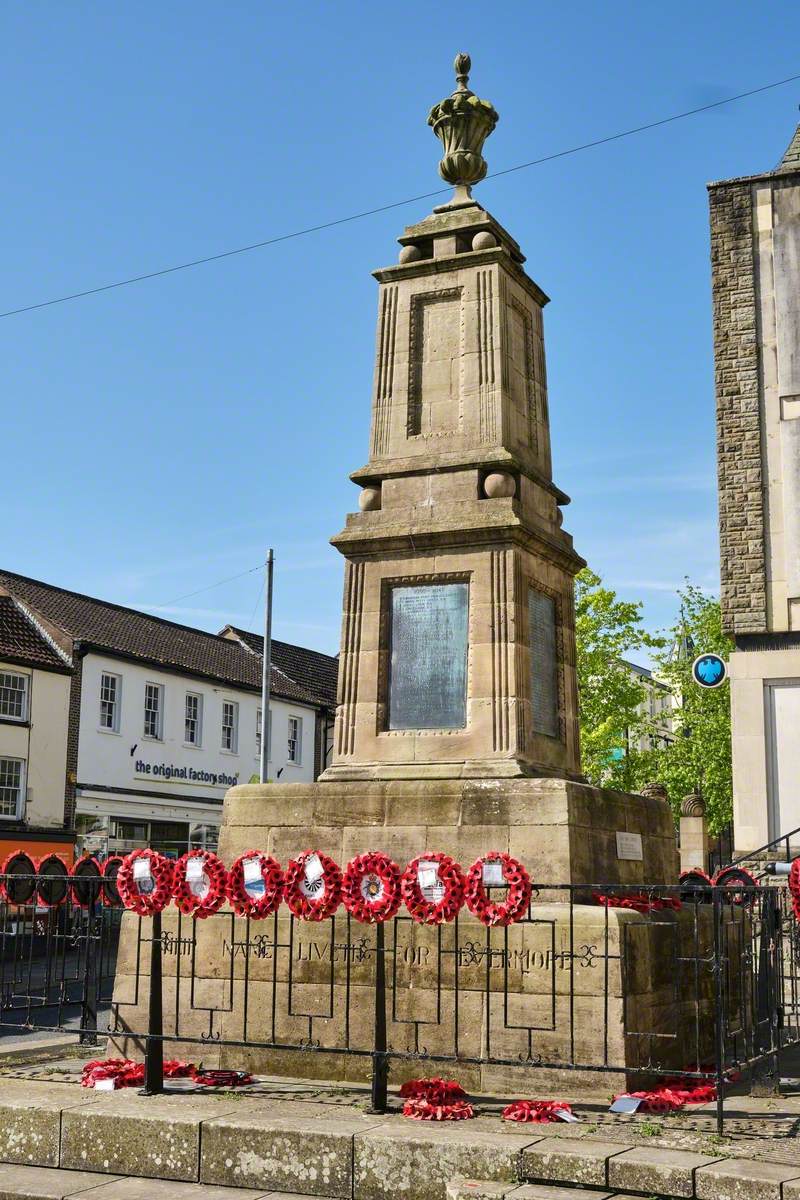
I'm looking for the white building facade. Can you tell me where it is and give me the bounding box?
[0,590,74,862]
[0,571,338,859]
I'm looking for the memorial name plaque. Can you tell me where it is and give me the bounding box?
[615,831,644,861]
[389,582,468,730]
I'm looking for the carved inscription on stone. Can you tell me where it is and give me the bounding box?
[388,582,468,730]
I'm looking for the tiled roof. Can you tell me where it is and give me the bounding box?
[223,626,339,708]
[0,570,328,708]
[0,593,71,673]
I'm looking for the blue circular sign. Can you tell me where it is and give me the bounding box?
[691,653,727,689]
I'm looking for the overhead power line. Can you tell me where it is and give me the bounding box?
[2,71,799,322]
[156,563,263,608]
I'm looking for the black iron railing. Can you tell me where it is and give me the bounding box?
[2,875,800,1136]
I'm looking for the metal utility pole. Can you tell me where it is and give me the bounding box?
[259,550,274,784]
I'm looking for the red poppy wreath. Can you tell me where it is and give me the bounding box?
[464,852,532,927]
[35,853,71,908]
[789,858,800,922]
[714,864,759,906]
[284,850,342,921]
[69,854,103,908]
[1,849,37,905]
[401,852,464,925]
[226,851,284,919]
[172,850,228,918]
[101,855,125,908]
[117,848,174,916]
[342,852,402,924]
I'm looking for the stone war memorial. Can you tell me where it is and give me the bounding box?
[112,56,708,1096]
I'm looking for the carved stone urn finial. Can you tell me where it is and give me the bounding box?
[428,53,499,197]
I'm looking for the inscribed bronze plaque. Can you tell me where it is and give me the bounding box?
[389,583,468,729]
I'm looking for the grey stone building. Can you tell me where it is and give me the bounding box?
[709,118,800,851]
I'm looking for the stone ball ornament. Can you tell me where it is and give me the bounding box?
[359,485,382,511]
[428,53,499,190]
[399,244,423,264]
[483,471,516,499]
[472,230,497,251]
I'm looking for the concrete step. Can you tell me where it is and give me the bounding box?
[0,1163,300,1199]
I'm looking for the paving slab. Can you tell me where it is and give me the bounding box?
[59,1091,242,1181]
[519,1138,627,1188]
[0,1083,100,1169]
[695,1158,800,1200]
[83,1177,274,1198]
[354,1123,542,1200]
[201,1109,385,1198]
[608,1146,725,1197]
[0,1163,121,1198]
[445,1183,523,1200]
[515,1188,621,1200]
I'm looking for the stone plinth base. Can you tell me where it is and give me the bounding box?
[217,776,679,887]
[111,899,713,1092]
[110,775,690,1092]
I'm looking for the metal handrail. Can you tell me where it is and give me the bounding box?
[727,823,800,868]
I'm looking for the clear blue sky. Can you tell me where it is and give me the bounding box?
[3,3,799,656]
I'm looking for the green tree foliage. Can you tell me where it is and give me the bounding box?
[640,584,734,834]
[574,569,734,834]
[575,568,663,791]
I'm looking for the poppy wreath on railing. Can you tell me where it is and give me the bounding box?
[101,855,125,908]
[69,855,103,908]
[401,852,465,925]
[226,851,284,919]
[117,848,174,916]
[284,849,342,921]
[714,864,759,905]
[342,851,402,924]
[1,849,37,905]
[679,868,713,902]
[35,853,70,907]
[172,850,228,918]
[464,852,532,927]
[788,858,800,922]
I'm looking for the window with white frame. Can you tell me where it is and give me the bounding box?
[99,672,121,732]
[185,693,202,746]
[256,707,262,754]
[143,683,164,739]
[221,700,239,752]
[0,672,29,721]
[0,758,24,818]
[287,716,302,764]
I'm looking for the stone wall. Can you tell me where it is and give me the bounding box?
[708,180,767,635]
